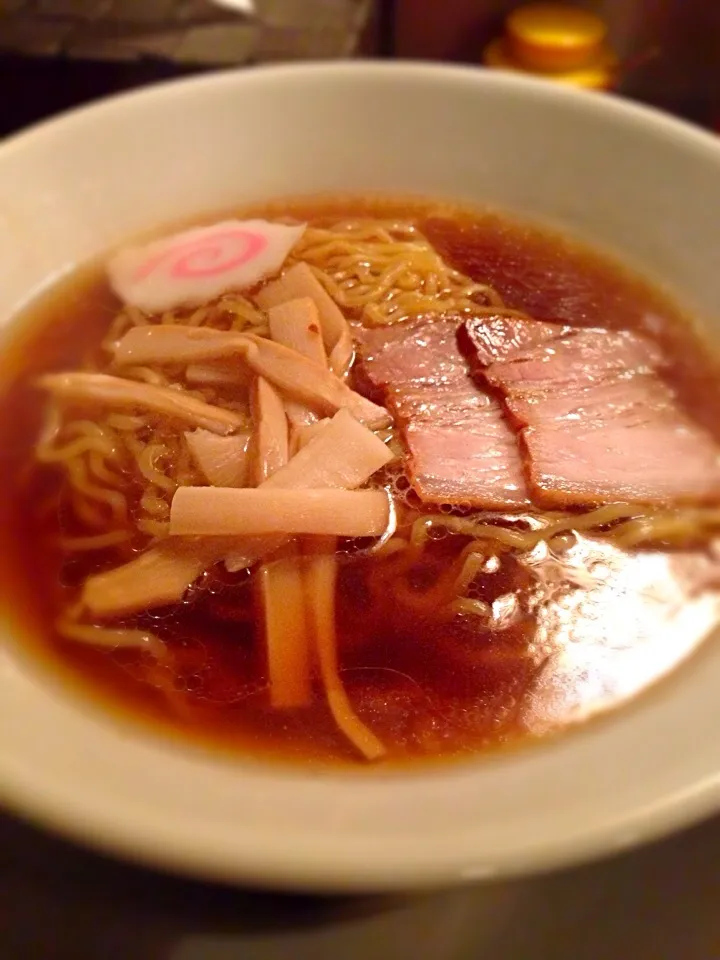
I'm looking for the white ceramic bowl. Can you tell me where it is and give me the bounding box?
[1,63,720,893]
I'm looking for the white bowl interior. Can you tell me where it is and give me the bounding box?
[1,63,720,891]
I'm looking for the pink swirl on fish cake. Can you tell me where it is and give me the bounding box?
[133,228,268,282]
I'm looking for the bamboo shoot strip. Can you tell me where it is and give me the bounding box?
[222,409,392,571]
[112,326,390,428]
[251,374,311,707]
[268,296,326,430]
[257,262,354,376]
[170,488,390,538]
[251,377,289,485]
[185,429,250,488]
[82,538,229,617]
[38,372,243,435]
[304,538,386,760]
[257,544,312,708]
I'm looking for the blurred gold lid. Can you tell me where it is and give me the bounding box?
[506,3,607,73]
[483,37,616,91]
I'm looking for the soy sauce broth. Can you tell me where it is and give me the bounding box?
[2,196,720,768]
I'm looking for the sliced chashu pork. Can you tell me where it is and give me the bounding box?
[461,316,720,506]
[355,318,529,508]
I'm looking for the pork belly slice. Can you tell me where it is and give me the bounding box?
[356,318,530,508]
[462,316,720,506]
[486,329,664,393]
[462,316,665,389]
[403,414,530,507]
[459,314,571,366]
[503,375,677,431]
[388,381,492,422]
[525,413,720,505]
[519,374,720,505]
[356,318,470,391]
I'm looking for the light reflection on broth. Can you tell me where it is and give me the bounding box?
[521,537,720,733]
[1,195,720,768]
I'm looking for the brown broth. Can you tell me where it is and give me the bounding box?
[2,196,720,769]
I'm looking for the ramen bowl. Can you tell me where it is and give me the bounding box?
[1,62,720,893]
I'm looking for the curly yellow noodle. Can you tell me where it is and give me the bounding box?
[119,365,171,387]
[289,220,504,325]
[369,501,720,619]
[86,449,122,486]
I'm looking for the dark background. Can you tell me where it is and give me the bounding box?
[1,0,719,138]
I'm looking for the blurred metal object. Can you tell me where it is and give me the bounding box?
[0,0,374,65]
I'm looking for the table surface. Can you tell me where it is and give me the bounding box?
[1,52,719,960]
[2,808,719,959]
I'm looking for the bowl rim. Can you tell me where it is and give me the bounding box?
[2,60,720,893]
[3,58,720,166]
